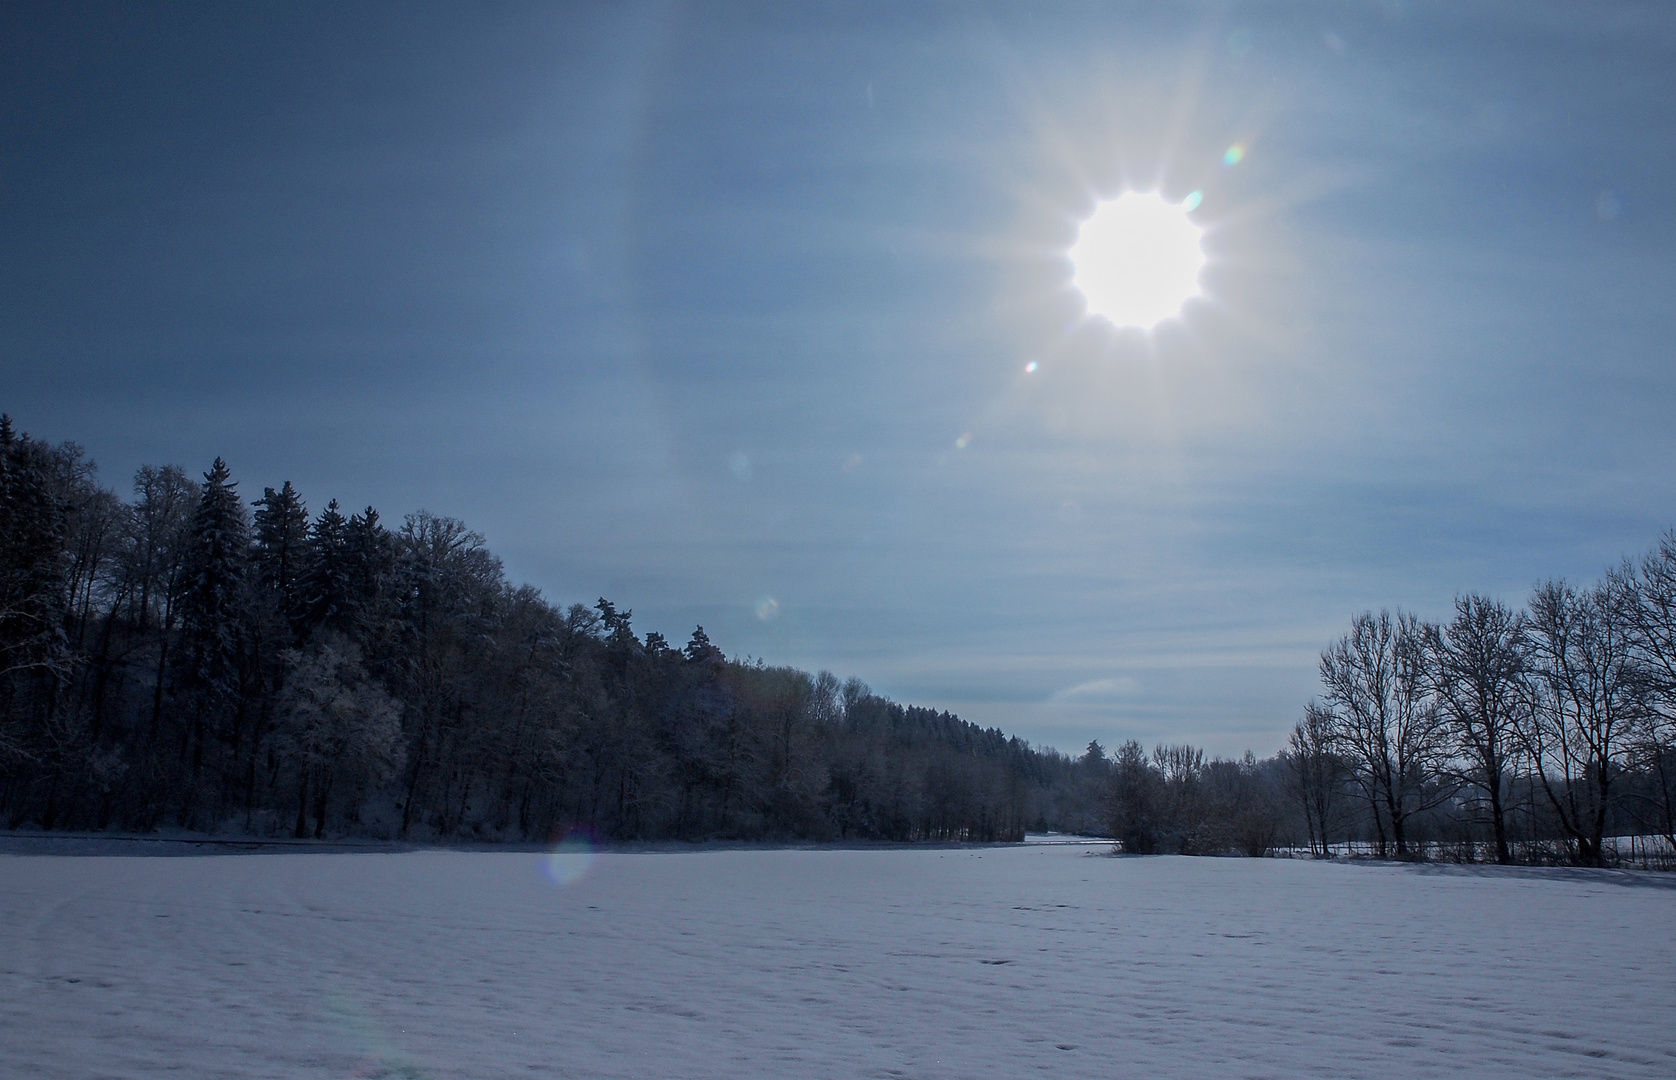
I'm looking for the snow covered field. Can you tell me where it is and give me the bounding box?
[3,840,1673,1079]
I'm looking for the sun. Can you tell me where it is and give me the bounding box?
[1069,192,1205,329]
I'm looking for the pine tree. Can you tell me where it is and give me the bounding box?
[178,452,249,690]
[251,482,309,632]
[684,625,721,664]
[173,459,251,805]
[0,416,71,684]
[297,500,351,638]
[344,506,395,632]
[596,598,639,654]
[178,459,250,698]
[0,417,73,767]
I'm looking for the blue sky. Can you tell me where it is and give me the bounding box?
[4,2,1674,756]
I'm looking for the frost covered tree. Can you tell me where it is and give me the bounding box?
[389,511,503,837]
[274,639,404,838]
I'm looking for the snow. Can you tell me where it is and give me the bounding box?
[3,840,1673,1079]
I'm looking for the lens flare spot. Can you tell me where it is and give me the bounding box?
[1182,191,1203,212]
[542,830,597,888]
[1223,144,1245,167]
[1024,361,1038,373]
[729,452,753,481]
[756,596,780,621]
[955,432,972,450]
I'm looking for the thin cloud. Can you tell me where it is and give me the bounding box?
[1050,677,1141,703]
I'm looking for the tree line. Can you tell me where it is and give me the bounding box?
[7,414,1672,863]
[1096,538,1676,869]
[0,416,1118,843]
[1283,545,1676,867]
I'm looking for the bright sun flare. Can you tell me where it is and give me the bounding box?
[1069,192,1205,329]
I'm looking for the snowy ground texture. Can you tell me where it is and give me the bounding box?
[3,838,1674,1079]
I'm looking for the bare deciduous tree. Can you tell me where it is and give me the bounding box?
[1422,595,1527,864]
[1153,743,1206,853]
[1287,702,1344,857]
[1625,534,1676,851]
[1319,610,1452,858]
[1518,578,1648,866]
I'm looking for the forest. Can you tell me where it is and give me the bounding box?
[0,416,1111,842]
[2,414,1673,867]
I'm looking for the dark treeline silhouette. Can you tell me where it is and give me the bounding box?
[1099,536,1676,868]
[8,416,1672,863]
[1104,741,1289,856]
[0,417,1115,842]
[1284,542,1676,868]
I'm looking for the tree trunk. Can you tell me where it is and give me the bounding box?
[293,768,310,839]
[401,726,430,838]
[150,632,171,743]
[313,767,334,839]
[1488,778,1510,864]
